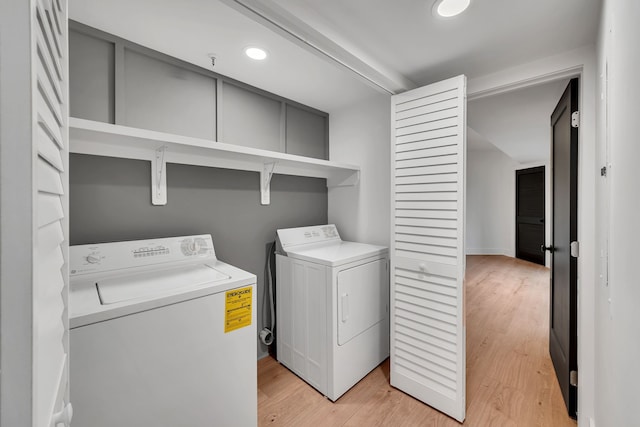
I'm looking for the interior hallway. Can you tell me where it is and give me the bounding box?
[257,255,575,426]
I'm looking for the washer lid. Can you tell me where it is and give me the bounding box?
[70,259,256,329]
[285,241,388,267]
[97,264,230,305]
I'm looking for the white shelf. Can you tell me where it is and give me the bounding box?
[69,118,360,205]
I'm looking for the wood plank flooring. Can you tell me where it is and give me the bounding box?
[257,255,576,426]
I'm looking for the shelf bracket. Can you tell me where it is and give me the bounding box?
[327,169,360,187]
[261,162,277,205]
[152,146,167,205]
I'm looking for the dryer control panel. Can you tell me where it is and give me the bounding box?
[276,224,342,255]
[70,235,216,279]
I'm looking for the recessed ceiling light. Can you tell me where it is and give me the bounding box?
[433,0,471,18]
[245,47,267,61]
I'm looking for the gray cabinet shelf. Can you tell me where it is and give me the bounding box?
[69,118,359,205]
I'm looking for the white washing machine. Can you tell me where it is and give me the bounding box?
[275,224,389,401]
[69,235,256,427]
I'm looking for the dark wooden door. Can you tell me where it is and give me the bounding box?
[516,166,545,265]
[547,78,578,418]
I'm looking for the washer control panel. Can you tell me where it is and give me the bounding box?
[70,235,216,278]
[180,236,210,256]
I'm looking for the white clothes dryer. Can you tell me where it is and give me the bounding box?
[69,235,256,427]
[275,224,389,401]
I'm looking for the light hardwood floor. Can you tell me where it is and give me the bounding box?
[257,255,576,426]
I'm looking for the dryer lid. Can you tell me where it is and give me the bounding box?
[285,241,388,267]
[97,264,230,305]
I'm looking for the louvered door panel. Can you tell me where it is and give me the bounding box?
[37,120,65,169]
[390,75,466,422]
[396,137,458,151]
[35,0,70,426]
[1,1,69,425]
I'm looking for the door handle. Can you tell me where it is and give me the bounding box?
[341,293,349,323]
[541,244,554,253]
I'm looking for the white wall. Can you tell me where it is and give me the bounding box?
[466,148,518,256]
[466,148,551,266]
[594,2,640,426]
[327,92,391,247]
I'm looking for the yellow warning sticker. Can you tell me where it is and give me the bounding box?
[225,286,252,333]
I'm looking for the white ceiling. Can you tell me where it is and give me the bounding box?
[467,127,500,153]
[468,79,569,163]
[70,0,601,112]
[267,0,601,86]
[70,0,601,160]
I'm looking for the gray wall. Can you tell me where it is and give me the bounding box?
[70,154,328,358]
[69,22,333,360]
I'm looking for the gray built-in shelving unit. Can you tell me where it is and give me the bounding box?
[68,21,359,205]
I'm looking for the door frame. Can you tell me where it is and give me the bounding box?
[467,48,597,425]
[1,2,40,425]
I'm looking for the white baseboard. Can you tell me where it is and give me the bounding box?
[466,248,510,256]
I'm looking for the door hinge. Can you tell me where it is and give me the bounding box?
[571,241,580,258]
[571,111,580,128]
[601,166,607,176]
[570,370,578,387]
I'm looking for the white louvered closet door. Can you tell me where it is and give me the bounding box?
[390,75,466,422]
[35,0,71,426]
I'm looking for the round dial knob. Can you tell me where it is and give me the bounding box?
[86,254,100,264]
[181,239,197,256]
[181,238,208,256]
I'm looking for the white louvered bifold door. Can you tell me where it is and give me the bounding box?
[35,0,71,426]
[390,75,466,423]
